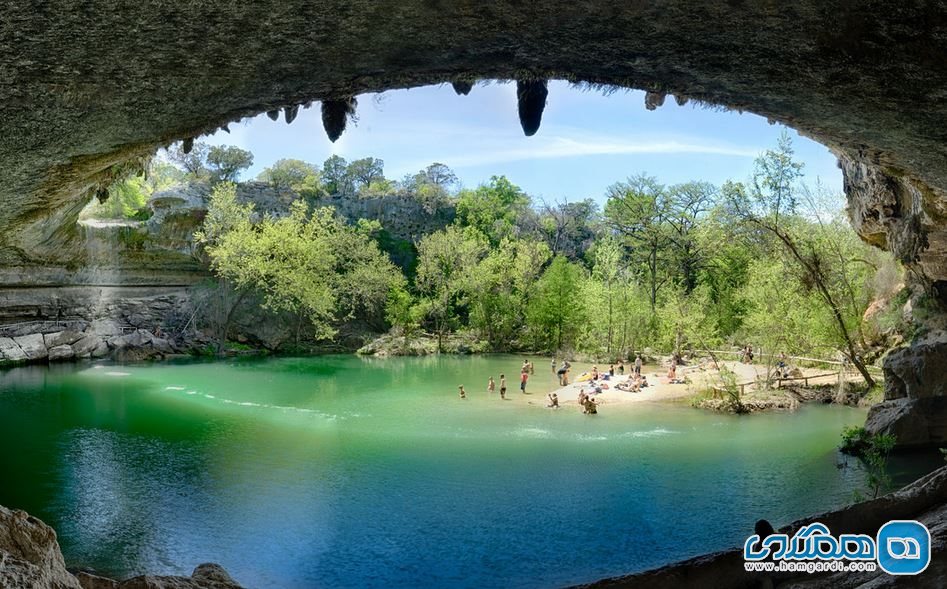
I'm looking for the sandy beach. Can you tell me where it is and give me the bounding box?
[515,358,859,411]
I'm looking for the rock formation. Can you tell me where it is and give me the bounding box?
[0,504,244,589]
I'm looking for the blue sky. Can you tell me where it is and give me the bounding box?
[202,80,842,205]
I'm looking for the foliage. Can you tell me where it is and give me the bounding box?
[858,432,896,500]
[82,161,184,220]
[206,145,254,182]
[415,225,487,350]
[167,141,210,177]
[527,256,586,352]
[196,182,403,343]
[258,159,322,195]
[455,176,530,245]
[187,134,902,364]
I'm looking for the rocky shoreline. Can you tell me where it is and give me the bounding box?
[0,504,244,589]
[693,382,870,414]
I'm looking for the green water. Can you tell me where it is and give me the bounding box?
[0,355,937,588]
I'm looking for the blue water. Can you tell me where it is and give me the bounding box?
[0,355,934,588]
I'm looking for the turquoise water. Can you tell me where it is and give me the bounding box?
[0,355,934,588]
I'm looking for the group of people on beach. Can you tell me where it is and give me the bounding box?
[459,352,680,412]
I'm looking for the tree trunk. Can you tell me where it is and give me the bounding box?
[767,223,876,388]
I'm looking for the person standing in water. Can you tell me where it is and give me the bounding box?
[520,370,529,394]
[458,385,467,399]
[499,374,507,399]
[488,376,495,394]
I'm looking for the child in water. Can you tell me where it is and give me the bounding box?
[546,392,559,408]
[458,385,467,399]
[488,376,495,394]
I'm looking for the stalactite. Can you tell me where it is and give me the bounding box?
[321,97,357,142]
[516,80,548,136]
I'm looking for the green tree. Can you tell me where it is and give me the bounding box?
[468,238,551,349]
[322,155,352,196]
[605,174,672,313]
[455,176,531,245]
[346,157,385,190]
[196,182,403,347]
[167,141,210,177]
[258,159,323,197]
[528,256,585,352]
[206,145,254,182]
[415,226,487,351]
[727,134,876,387]
[588,236,624,356]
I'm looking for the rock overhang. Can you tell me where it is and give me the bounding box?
[1,1,946,280]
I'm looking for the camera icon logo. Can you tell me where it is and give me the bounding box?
[877,520,930,575]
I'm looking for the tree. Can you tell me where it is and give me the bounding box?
[455,176,531,245]
[401,163,460,209]
[468,238,551,349]
[195,182,403,348]
[322,155,352,196]
[415,226,487,351]
[167,141,210,177]
[589,236,624,356]
[727,134,876,387]
[528,256,585,352]
[386,286,423,345]
[539,198,601,260]
[346,157,385,190]
[418,163,458,191]
[257,159,322,196]
[206,145,254,182]
[665,181,716,293]
[605,174,672,313]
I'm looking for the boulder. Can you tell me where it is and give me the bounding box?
[0,337,27,362]
[48,345,75,362]
[89,319,122,337]
[71,335,103,358]
[90,341,110,359]
[883,330,947,400]
[108,330,153,350]
[107,564,243,589]
[13,333,48,361]
[0,505,81,589]
[44,331,84,348]
[864,396,947,447]
[151,337,173,355]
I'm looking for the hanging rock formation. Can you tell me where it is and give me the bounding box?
[320,97,357,142]
[516,79,549,136]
